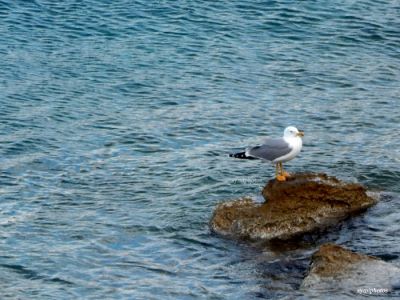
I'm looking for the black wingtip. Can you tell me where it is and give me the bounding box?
[229,151,258,160]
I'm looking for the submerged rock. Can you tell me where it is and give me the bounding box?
[302,243,400,293]
[210,173,377,241]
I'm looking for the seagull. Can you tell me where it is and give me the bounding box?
[229,126,304,181]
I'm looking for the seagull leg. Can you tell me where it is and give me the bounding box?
[276,162,286,182]
[280,162,290,178]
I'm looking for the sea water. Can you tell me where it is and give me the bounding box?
[0,1,399,298]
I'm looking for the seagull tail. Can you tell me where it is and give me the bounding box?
[229,151,257,160]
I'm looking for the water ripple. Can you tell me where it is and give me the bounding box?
[0,0,400,298]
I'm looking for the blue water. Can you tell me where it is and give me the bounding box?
[1,0,399,299]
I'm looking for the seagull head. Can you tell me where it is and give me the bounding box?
[283,126,304,138]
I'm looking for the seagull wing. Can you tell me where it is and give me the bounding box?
[246,138,292,161]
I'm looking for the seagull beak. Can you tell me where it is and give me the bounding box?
[296,131,304,137]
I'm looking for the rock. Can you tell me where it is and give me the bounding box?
[301,243,400,293]
[210,173,377,241]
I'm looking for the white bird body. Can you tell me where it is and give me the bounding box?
[274,135,303,163]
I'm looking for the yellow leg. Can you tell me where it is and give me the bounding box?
[276,162,286,182]
[280,162,290,178]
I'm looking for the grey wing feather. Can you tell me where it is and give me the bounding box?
[246,138,292,161]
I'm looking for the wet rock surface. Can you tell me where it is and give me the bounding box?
[210,173,377,241]
[302,244,400,292]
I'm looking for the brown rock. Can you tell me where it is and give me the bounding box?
[210,173,377,241]
[305,243,377,278]
[302,243,400,292]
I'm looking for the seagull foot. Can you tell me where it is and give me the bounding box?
[276,175,286,182]
[282,171,291,178]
